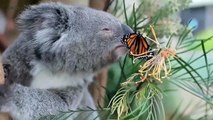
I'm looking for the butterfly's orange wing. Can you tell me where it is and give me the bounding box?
[122,33,150,57]
[128,34,149,55]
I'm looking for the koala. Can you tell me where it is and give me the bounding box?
[0,2,133,120]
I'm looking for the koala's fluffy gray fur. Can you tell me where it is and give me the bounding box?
[0,2,133,120]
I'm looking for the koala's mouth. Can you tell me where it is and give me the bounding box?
[113,44,126,51]
[111,44,128,60]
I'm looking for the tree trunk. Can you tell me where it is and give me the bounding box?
[89,0,106,10]
[0,113,12,120]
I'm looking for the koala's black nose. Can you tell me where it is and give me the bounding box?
[121,24,134,34]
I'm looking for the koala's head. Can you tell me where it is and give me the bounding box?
[18,3,133,73]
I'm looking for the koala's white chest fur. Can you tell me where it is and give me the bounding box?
[30,62,93,89]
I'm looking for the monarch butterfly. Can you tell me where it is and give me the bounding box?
[121,32,153,59]
[121,25,177,84]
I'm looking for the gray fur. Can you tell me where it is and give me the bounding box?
[1,84,84,120]
[0,2,133,120]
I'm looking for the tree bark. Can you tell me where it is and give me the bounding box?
[89,0,106,10]
[0,113,12,120]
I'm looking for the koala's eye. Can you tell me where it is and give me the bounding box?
[99,27,113,37]
[102,28,110,31]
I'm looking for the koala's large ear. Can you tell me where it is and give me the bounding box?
[17,3,71,33]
